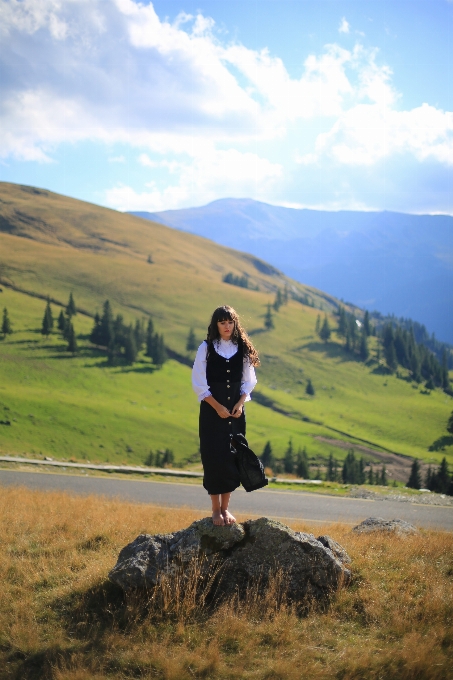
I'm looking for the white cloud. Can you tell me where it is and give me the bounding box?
[310,103,453,166]
[0,0,451,213]
[108,155,126,163]
[339,17,350,34]
[106,149,282,211]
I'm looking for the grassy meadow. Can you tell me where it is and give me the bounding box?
[0,181,452,472]
[1,486,452,680]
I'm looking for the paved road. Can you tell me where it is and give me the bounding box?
[1,469,452,530]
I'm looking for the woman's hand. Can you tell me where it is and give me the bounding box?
[231,398,246,418]
[216,405,231,419]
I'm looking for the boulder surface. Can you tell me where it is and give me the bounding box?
[109,517,351,602]
[352,517,418,535]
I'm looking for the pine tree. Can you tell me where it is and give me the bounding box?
[363,310,371,336]
[326,452,336,481]
[284,439,294,474]
[436,457,450,494]
[360,327,369,361]
[441,350,449,390]
[337,307,346,337]
[319,315,331,342]
[264,304,274,330]
[296,447,310,478]
[41,299,53,336]
[90,300,114,347]
[124,326,137,364]
[151,333,167,367]
[57,309,66,332]
[425,466,432,489]
[1,308,12,337]
[66,292,76,318]
[66,323,78,354]
[146,318,155,357]
[147,254,153,264]
[380,465,387,486]
[407,459,422,490]
[273,289,283,311]
[385,341,397,372]
[134,319,145,351]
[368,465,374,485]
[447,411,453,436]
[306,379,315,396]
[261,441,274,469]
[186,327,197,352]
[315,314,321,336]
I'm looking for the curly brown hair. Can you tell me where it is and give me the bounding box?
[206,305,260,366]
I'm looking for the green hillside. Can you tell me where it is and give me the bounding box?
[0,182,452,475]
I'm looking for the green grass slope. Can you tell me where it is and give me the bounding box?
[0,182,452,471]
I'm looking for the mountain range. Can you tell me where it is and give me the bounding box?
[130,200,453,344]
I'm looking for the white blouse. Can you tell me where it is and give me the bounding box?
[191,339,257,402]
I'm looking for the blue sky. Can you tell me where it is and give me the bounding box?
[0,0,452,214]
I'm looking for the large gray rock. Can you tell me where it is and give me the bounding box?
[352,517,418,535]
[109,517,351,602]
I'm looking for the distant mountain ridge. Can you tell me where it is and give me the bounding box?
[130,199,453,343]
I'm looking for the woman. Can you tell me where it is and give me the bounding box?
[192,305,260,526]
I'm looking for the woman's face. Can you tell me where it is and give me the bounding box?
[217,318,235,340]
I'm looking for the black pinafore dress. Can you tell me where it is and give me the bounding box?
[199,342,245,495]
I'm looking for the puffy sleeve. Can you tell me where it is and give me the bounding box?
[191,341,212,402]
[241,357,257,401]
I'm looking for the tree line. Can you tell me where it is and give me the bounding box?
[90,299,167,366]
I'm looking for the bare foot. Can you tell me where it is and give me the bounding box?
[212,510,225,526]
[222,509,236,525]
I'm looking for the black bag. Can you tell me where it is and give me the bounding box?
[230,433,268,492]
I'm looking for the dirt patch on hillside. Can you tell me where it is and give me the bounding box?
[314,436,429,483]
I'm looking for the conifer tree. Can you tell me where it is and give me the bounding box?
[1,308,12,337]
[306,378,315,396]
[425,466,432,489]
[41,299,53,336]
[380,465,387,486]
[326,452,336,481]
[66,322,78,354]
[66,292,76,318]
[447,411,453,436]
[273,289,283,311]
[315,314,321,336]
[319,315,331,342]
[134,319,144,351]
[264,303,274,330]
[146,318,155,357]
[441,350,449,390]
[284,439,294,474]
[98,300,114,347]
[260,441,274,469]
[90,301,114,347]
[296,447,310,479]
[368,465,374,485]
[124,326,137,364]
[186,327,197,352]
[282,285,289,305]
[363,310,371,336]
[152,333,167,367]
[406,459,422,489]
[337,307,346,337]
[384,341,397,372]
[360,327,369,361]
[435,457,450,494]
[57,309,66,332]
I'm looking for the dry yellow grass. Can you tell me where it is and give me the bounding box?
[1,486,452,679]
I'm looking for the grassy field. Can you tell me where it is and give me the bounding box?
[1,486,452,680]
[0,182,452,472]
